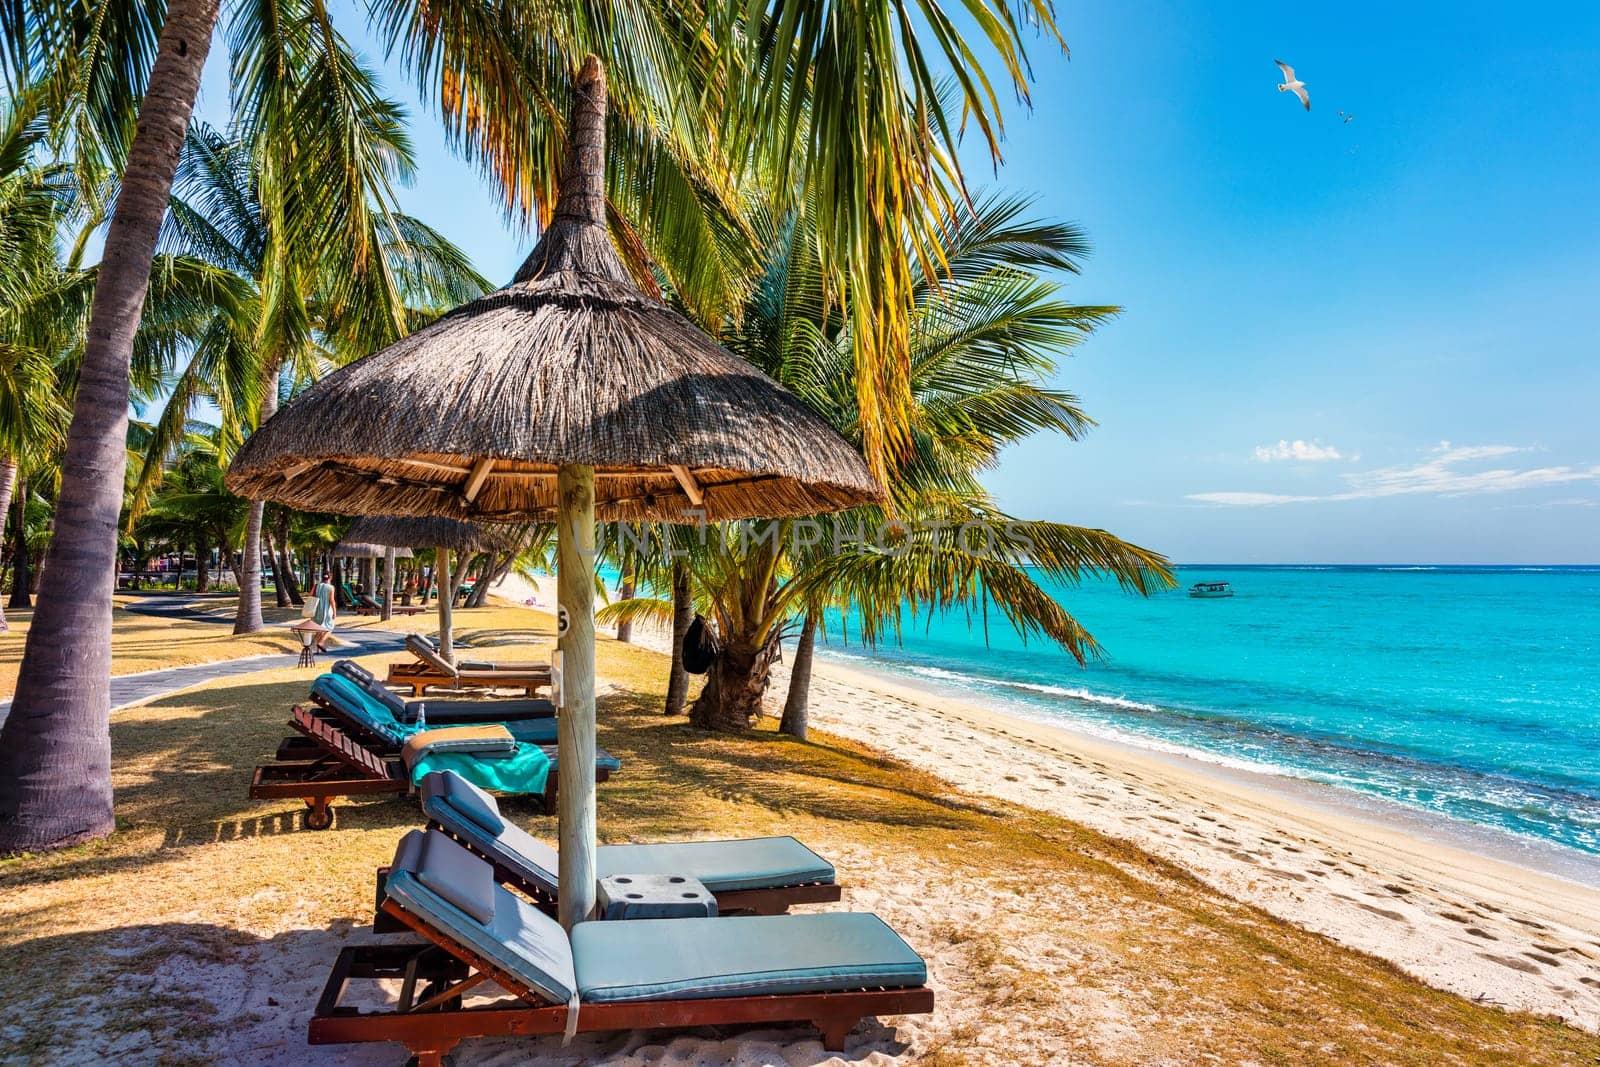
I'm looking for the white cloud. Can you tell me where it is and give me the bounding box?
[1188,442,1600,507]
[1253,439,1344,463]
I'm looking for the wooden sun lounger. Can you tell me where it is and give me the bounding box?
[248,706,406,829]
[354,594,427,617]
[313,899,934,1066]
[253,703,607,828]
[385,661,552,698]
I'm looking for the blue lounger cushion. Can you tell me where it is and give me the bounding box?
[335,658,559,725]
[386,830,576,1005]
[385,831,924,1010]
[421,771,833,896]
[572,913,927,1003]
[315,673,557,745]
[595,839,833,893]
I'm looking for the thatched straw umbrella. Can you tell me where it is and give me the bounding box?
[227,57,881,929]
[343,516,513,645]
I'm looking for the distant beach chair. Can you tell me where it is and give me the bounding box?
[354,593,428,617]
[308,672,562,747]
[371,770,841,929]
[386,633,552,697]
[332,660,556,726]
[311,829,933,1064]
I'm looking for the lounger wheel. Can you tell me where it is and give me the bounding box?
[303,801,335,830]
[404,1055,455,1067]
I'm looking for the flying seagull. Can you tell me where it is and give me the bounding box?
[1338,110,1355,123]
[1275,60,1310,111]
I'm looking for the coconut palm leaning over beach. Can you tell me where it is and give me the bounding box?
[600,195,1174,733]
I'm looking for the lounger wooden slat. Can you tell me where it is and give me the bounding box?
[385,662,552,698]
[312,898,935,1065]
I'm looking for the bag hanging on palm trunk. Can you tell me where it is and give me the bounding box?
[682,615,720,675]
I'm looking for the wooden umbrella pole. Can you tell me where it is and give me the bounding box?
[437,546,454,662]
[381,547,395,622]
[556,462,596,929]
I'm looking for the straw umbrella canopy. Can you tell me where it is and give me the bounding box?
[226,57,882,929]
[342,515,518,645]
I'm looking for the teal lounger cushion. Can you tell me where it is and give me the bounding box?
[596,839,834,893]
[386,830,576,1004]
[571,913,927,1003]
[386,831,923,1010]
[422,771,832,896]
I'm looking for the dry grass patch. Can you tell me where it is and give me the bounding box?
[0,605,1595,1064]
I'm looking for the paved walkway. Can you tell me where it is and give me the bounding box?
[0,597,405,724]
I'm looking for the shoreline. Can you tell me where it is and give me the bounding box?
[494,575,1600,1028]
[794,648,1600,1028]
[825,647,1600,890]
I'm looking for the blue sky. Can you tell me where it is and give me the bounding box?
[190,1,1600,563]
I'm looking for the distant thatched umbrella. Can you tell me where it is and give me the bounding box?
[342,515,520,644]
[344,515,518,555]
[226,57,881,930]
[332,541,410,559]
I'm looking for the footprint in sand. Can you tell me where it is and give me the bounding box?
[1481,953,1542,975]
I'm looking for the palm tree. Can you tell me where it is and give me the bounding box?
[0,87,72,629]
[134,433,249,594]
[604,195,1173,732]
[1,0,1067,850]
[152,120,486,634]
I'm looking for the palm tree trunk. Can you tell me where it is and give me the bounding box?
[195,533,210,592]
[8,473,30,611]
[0,457,15,632]
[689,636,778,732]
[615,563,636,643]
[615,543,636,642]
[0,0,220,852]
[779,612,817,740]
[436,546,454,662]
[234,500,265,631]
[265,529,288,606]
[235,360,282,634]
[664,560,691,715]
[273,511,302,605]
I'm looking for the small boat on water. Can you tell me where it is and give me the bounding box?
[1188,581,1234,599]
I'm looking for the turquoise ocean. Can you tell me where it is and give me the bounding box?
[817,566,1600,857]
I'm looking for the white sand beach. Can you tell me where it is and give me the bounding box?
[775,649,1600,1031]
